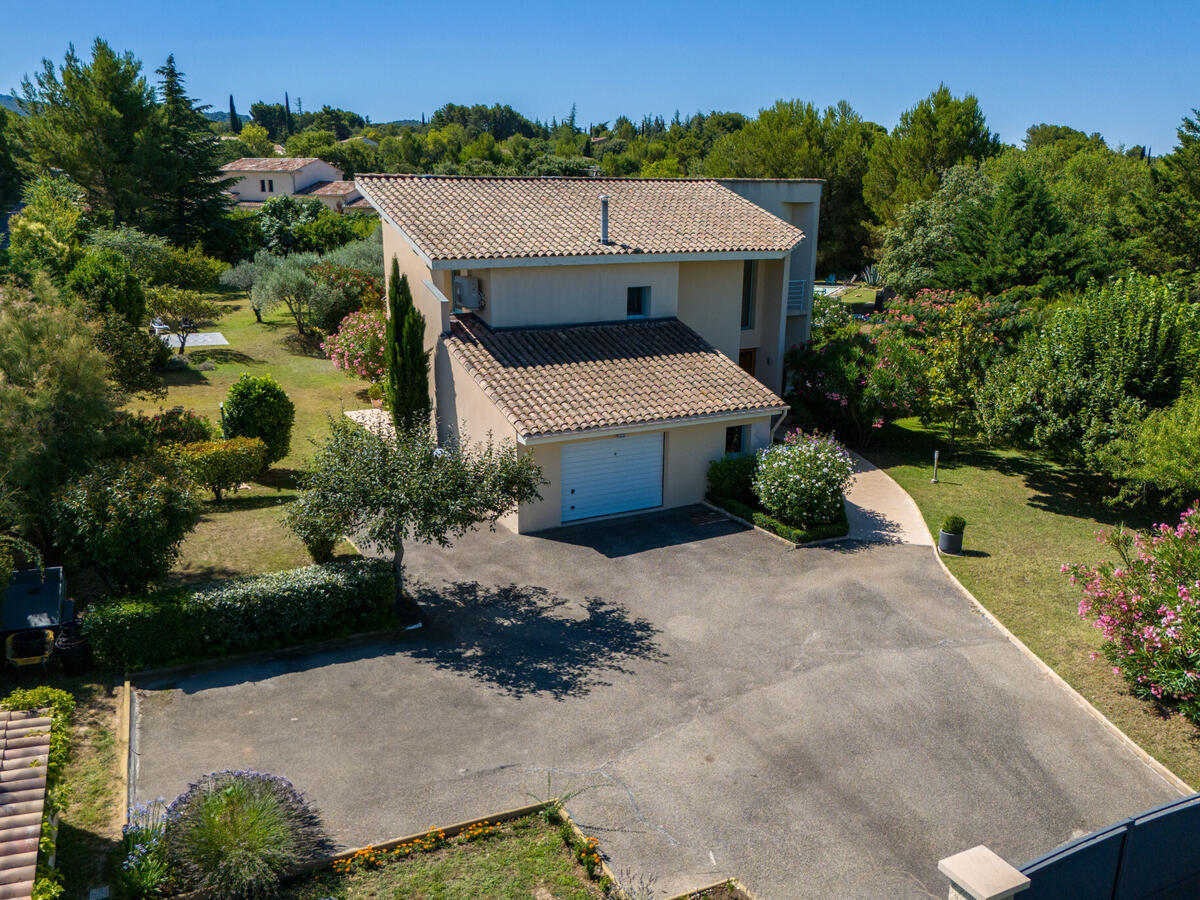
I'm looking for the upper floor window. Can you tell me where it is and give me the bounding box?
[627,286,650,318]
[741,261,756,330]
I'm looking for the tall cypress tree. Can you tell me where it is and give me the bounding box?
[384,257,431,432]
[142,55,232,245]
[283,91,293,139]
[228,94,240,134]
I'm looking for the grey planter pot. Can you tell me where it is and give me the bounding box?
[939,529,964,555]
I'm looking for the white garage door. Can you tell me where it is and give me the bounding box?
[561,432,664,523]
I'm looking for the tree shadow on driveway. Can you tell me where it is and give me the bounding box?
[408,579,666,700]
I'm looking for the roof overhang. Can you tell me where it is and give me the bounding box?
[517,406,789,445]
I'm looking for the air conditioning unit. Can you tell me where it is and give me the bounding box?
[452,276,483,310]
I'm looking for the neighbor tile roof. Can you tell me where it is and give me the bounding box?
[295,180,360,197]
[444,315,787,439]
[355,175,805,262]
[219,157,322,173]
[0,710,51,900]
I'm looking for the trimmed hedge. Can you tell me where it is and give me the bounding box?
[708,494,849,545]
[706,455,757,506]
[162,437,267,500]
[82,559,393,669]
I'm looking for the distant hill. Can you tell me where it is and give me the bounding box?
[0,94,22,115]
[204,109,250,124]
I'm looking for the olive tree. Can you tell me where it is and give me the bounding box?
[147,286,222,354]
[290,417,543,628]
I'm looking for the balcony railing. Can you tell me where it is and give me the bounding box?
[786,279,808,314]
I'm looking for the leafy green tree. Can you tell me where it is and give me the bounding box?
[6,174,89,281]
[0,293,117,537]
[1105,386,1200,506]
[920,295,996,441]
[977,275,1200,470]
[384,261,430,430]
[66,249,145,325]
[140,55,232,246]
[17,39,157,226]
[863,85,1001,226]
[94,312,168,399]
[54,458,199,593]
[237,122,275,157]
[1137,109,1200,273]
[161,437,268,501]
[250,259,329,334]
[222,374,295,466]
[705,100,881,275]
[147,286,222,354]
[249,101,287,140]
[257,195,324,253]
[293,416,543,627]
[0,109,19,207]
[937,168,1091,298]
[284,129,337,157]
[878,165,993,296]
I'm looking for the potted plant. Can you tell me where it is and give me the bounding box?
[939,515,966,555]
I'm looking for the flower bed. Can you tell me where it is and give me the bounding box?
[708,494,849,545]
[82,559,393,670]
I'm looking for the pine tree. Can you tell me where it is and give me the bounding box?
[142,55,232,245]
[1138,110,1200,273]
[384,258,431,432]
[228,94,240,134]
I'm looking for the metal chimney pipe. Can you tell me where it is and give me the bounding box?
[600,194,610,245]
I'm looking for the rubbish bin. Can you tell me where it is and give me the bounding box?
[55,620,93,675]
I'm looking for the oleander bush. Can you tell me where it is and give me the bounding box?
[222,374,295,466]
[82,559,393,669]
[162,437,267,501]
[322,308,386,383]
[1066,504,1200,725]
[165,771,331,899]
[753,430,853,527]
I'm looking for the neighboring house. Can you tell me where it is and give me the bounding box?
[220,157,370,212]
[356,175,822,532]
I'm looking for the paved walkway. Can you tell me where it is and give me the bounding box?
[845,451,932,545]
[133,481,1183,898]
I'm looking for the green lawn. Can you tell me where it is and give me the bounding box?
[285,816,604,900]
[863,419,1200,786]
[834,284,877,315]
[128,292,364,586]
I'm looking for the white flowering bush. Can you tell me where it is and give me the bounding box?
[752,430,853,526]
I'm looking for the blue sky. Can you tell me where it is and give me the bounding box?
[3,0,1197,152]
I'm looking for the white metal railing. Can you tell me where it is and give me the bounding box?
[786,279,807,314]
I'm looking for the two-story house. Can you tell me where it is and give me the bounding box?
[221,157,372,212]
[356,175,821,532]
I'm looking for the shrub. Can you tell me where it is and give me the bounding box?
[753,430,853,527]
[294,208,356,253]
[706,455,757,507]
[257,195,325,254]
[222,374,295,466]
[66,249,145,327]
[306,262,384,331]
[86,226,173,284]
[283,491,343,563]
[1065,505,1200,724]
[162,438,267,501]
[322,308,386,382]
[941,515,966,535]
[138,407,215,448]
[117,800,173,899]
[165,771,331,899]
[54,460,200,594]
[709,494,850,544]
[320,232,383,274]
[165,243,228,290]
[82,559,393,669]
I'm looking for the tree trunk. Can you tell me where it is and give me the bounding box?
[392,530,423,629]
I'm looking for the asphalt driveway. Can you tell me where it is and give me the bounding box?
[134,507,1182,898]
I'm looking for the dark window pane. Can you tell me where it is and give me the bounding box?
[741,260,756,328]
[627,286,648,317]
[725,425,744,454]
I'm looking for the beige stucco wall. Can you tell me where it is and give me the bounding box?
[514,414,774,533]
[675,260,743,360]
[226,161,343,203]
[482,261,679,329]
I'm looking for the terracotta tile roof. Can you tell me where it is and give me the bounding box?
[295,180,360,197]
[219,157,323,173]
[355,175,805,262]
[444,315,786,439]
[0,710,51,900]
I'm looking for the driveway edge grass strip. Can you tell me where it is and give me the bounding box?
[865,458,1195,797]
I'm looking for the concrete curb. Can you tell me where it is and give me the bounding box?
[662,877,757,899]
[864,459,1194,797]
